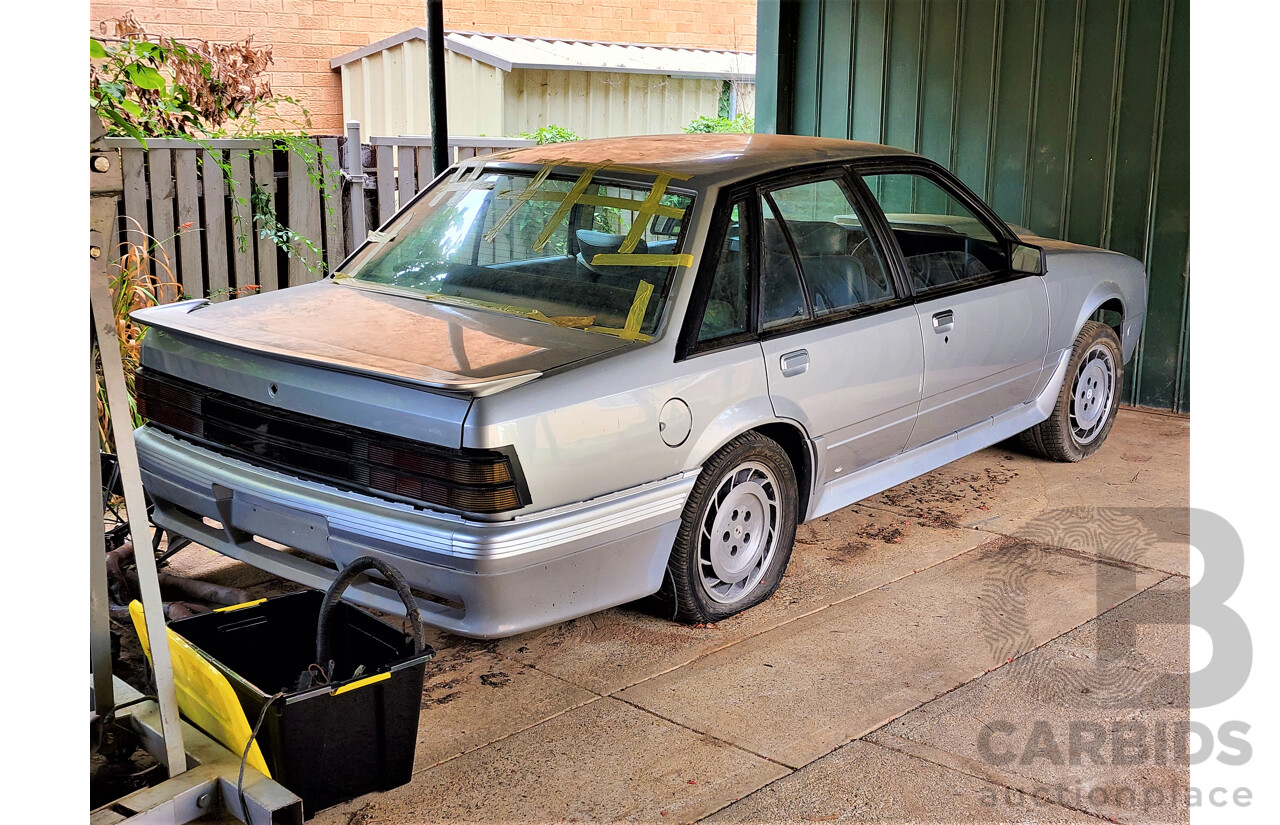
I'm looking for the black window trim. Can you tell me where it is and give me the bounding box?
[757,170,913,339]
[675,191,758,359]
[676,160,920,361]
[675,155,1033,362]
[848,157,1033,303]
[760,190,815,325]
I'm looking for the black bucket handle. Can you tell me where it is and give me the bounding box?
[316,556,427,670]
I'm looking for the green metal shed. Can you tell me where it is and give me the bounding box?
[756,0,1188,412]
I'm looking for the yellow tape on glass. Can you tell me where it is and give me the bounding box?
[589,253,694,268]
[482,157,568,243]
[532,161,612,252]
[625,280,654,333]
[507,191,686,219]
[618,174,674,254]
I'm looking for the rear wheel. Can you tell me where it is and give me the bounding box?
[664,431,799,623]
[1019,320,1123,462]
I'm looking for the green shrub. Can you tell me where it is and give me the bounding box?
[520,125,582,145]
[683,114,755,134]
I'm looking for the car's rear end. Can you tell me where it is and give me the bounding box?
[132,290,696,638]
[131,156,704,638]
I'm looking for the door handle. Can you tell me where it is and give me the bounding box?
[780,349,809,377]
[932,310,954,334]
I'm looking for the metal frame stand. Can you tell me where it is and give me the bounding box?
[89,109,303,824]
[91,680,303,825]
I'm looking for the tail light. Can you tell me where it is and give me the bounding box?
[135,370,204,438]
[134,369,529,515]
[363,443,522,513]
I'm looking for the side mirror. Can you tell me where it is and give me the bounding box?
[1011,242,1046,275]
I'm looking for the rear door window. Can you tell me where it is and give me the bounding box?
[765,178,896,316]
[760,197,811,329]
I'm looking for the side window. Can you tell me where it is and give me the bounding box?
[767,178,895,315]
[697,202,750,343]
[861,172,1008,292]
[761,197,810,328]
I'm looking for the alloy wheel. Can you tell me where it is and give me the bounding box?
[1069,342,1116,446]
[698,460,779,604]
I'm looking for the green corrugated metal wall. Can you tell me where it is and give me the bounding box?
[757,0,1189,411]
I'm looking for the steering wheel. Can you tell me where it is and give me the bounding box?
[848,232,872,260]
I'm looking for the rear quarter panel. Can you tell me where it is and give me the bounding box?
[461,341,774,515]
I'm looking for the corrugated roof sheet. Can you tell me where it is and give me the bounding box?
[331,30,755,80]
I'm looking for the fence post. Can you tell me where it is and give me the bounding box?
[344,120,367,253]
[286,146,323,286]
[252,144,279,291]
[319,136,345,275]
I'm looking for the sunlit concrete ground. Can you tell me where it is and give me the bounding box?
[178,407,1188,824]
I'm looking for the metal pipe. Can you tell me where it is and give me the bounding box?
[91,105,186,773]
[91,357,115,717]
[110,539,252,607]
[122,568,252,608]
[426,0,449,176]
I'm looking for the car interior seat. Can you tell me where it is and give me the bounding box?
[575,230,651,290]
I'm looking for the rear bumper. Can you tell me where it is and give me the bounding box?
[136,428,695,638]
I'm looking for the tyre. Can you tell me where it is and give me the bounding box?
[664,431,799,623]
[1019,320,1123,462]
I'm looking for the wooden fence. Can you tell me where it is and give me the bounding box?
[105,123,533,303]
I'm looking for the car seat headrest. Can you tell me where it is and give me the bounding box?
[576,230,647,273]
[790,222,846,256]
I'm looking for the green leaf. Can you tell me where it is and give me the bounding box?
[120,121,148,146]
[100,108,148,146]
[90,38,108,59]
[119,99,143,117]
[125,63,166,91]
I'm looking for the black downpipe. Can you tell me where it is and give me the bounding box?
[426,0,449,176]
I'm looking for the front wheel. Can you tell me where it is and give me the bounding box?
[1019,320,1123,462]
[664,431,799,623]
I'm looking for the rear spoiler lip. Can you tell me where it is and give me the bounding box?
[130,302,541,396]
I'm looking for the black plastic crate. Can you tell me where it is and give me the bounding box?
[169,589,431,816]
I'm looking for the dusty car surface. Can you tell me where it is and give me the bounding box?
[132,134,1147,638]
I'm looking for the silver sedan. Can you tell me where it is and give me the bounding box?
[132,134,1146,638]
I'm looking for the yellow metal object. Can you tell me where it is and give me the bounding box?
[589,253,695,268]
[214,598,267,613]
[129,601,271,777]
[331,672,391,696]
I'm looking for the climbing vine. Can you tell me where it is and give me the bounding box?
[90,12,328,275]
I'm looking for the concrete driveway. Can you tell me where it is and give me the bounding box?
[186,408,1189,824]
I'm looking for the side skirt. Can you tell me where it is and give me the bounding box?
[806,349,1071,521]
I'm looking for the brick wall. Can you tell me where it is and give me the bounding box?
[90,1,757,133]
